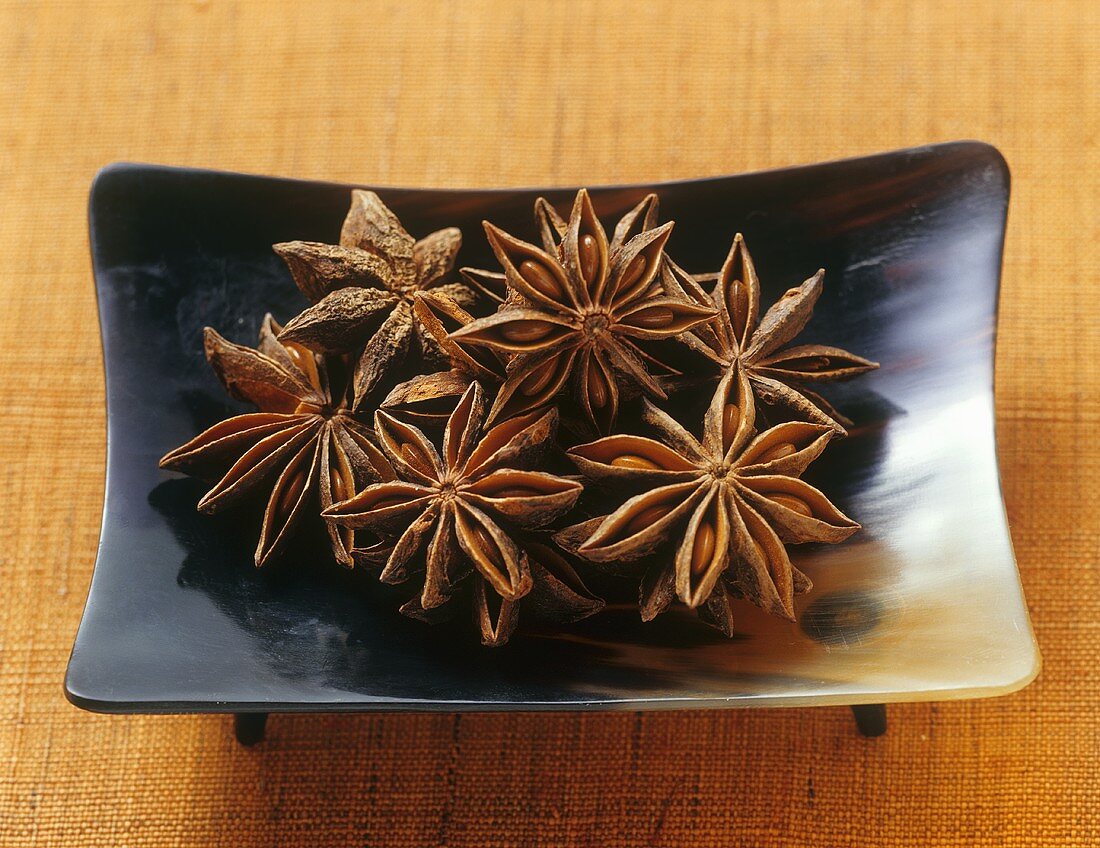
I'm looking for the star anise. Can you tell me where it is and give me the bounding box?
[669,234,878,432]
[272,190,476,409]
[448,189,716,433]
[556,369,859,632]
[528,192,699,386]
[159,316,394,567]
[322,382,583,622]
[454,192,663,307]
[401,535,604,646]
[379,289,509,426]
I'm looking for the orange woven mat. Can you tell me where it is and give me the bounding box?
[1,2,1096,845]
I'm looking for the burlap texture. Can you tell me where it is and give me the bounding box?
[0,1,1096,845]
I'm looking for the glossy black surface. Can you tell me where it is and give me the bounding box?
[66,142,1038,714]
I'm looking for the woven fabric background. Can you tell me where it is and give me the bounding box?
[1,1,1097,845]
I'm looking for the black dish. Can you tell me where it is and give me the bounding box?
[66,142,1038,716]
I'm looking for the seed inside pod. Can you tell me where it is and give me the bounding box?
[284,341,309,367]
[628,307,674,329]
[469,522,502,568]
[284,341,321,388]
[610,454,662,471]
[275,471,307,518]
[587,360,609,409]
[500,321,556,344]
[789,356,831,371]
[721,403,740,448]
[329,469,348,503]
[485,486,541,499]
[579,234,600,285]
[623,503,672,536]
[690,520,716,577]
[285,344,306,367]
[520,358,558,397]
[368,495,410,512]
[769,493,812,517]
[400,443,434,476]
[518,259,565,301]
[729,278,748,338]
[614,254,648,303]
[756,442,796,464]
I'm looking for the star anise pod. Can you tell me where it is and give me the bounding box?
[401,536,604,646]
[272,190,476,409]
[528,192,700,387]
[159,316,394,567]
[449,189,716,433]
[322,382,583,623]
[669,234,878,432]
[556,369,859,632]
[379,289,508,426]
[453,192,664,307]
